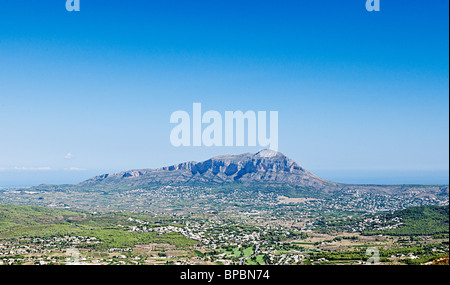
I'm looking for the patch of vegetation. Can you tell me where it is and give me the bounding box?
[363,205,449,236]
[0,204,197,249]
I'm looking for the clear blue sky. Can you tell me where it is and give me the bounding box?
[0,0,448,186]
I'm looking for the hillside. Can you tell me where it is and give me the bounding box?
[374,205,449,236]
[355,205,450,236]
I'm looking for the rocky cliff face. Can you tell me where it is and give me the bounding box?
[80,150,337,190]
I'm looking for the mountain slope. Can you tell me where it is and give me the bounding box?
[79,150,340,191]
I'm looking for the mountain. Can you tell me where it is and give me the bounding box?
[72,149,447,198]
[6,150,448,213]
[79,149,339,191]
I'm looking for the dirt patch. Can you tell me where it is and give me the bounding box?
[133,243,175,254]
[277,196,318,204]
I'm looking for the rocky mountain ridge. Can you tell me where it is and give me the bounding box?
[80,150,338,190]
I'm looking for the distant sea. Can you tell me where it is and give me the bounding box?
[315,170,449,185]
[0,170,105,188]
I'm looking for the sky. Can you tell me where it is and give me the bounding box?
[0,0,448,187]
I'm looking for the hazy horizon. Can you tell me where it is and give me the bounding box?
[1,167,448,188]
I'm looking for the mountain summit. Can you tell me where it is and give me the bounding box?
[80,150,336,190]
[74,150,447,198]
